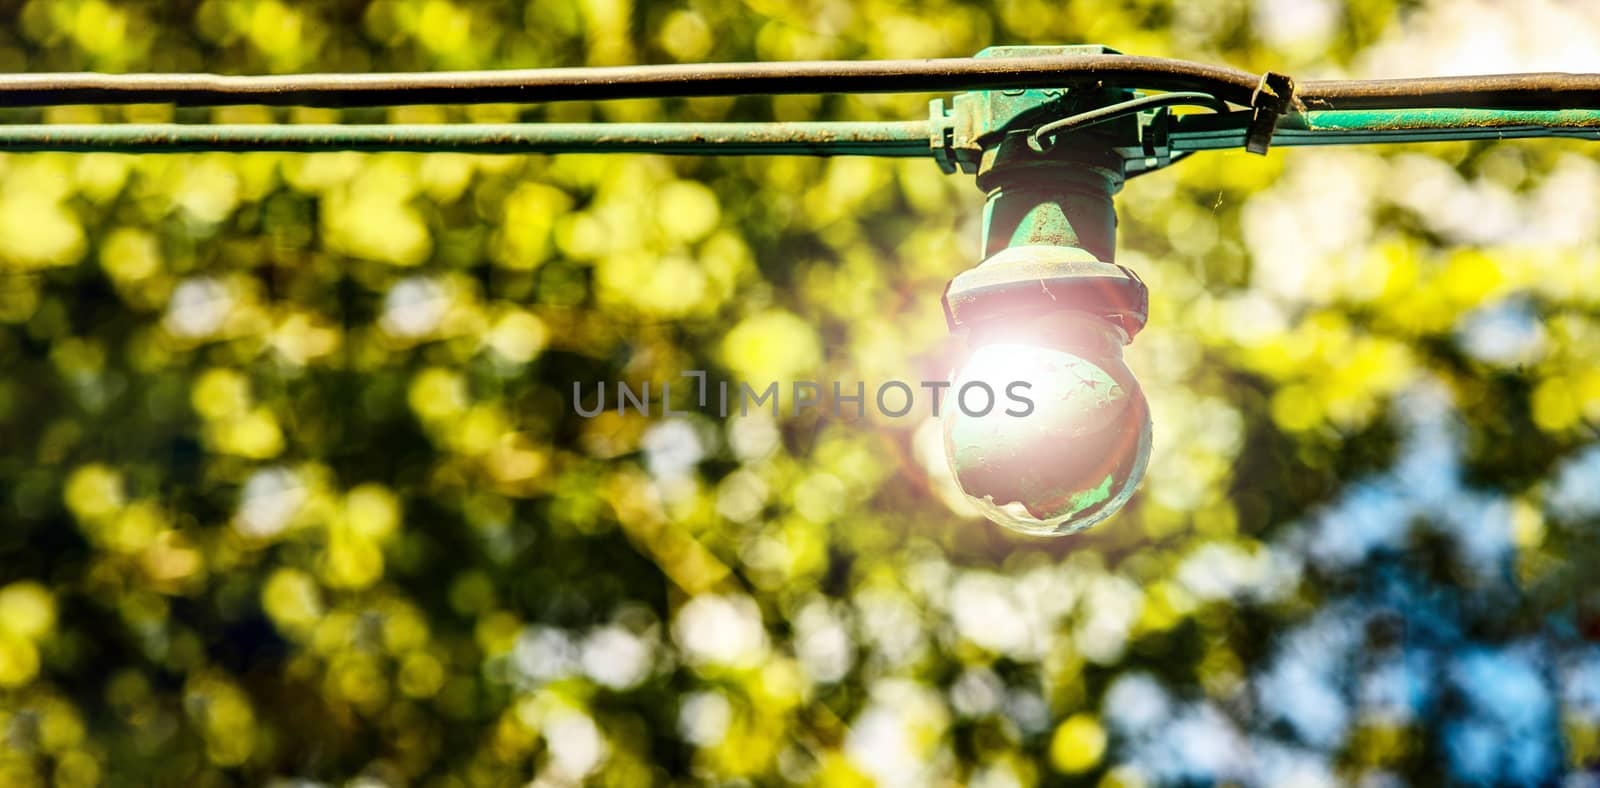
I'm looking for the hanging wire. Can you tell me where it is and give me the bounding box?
[1027,91,1233,151]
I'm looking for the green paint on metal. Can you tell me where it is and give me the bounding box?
[1066,473,1116,515]
[938,45,1139,174]
[3,106,1600,157]
[1006,198,1080,249]
[1293,107,1600,132]
[1169,107,1600,151]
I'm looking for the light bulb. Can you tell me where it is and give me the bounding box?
[942,287,1151,536]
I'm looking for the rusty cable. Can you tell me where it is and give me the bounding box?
[0,55,1266,107]
[0,57,1594,115]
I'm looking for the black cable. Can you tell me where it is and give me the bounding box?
[1125,151,1193,178]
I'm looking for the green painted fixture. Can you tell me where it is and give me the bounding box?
[8,46,1600,534]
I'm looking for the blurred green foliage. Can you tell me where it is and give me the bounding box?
[3,0,1600,785]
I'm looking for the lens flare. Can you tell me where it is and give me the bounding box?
[943,312,1151,536]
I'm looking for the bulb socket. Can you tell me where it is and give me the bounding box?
[941,244,1149,341]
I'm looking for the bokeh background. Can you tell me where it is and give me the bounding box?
[3,0,1600,784]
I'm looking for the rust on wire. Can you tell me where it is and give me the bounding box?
[0,55,1272,108]
[2,57,1600,114]
[0,121,937,156]
[1301,73,1600,110]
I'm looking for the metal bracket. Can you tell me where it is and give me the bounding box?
[1245,71,1295,155]
[930,98,959,174]
[935,45,1234,180]
[936,45,1136,175]
[942,245,1149,339]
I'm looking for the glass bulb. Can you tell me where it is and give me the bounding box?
[943,312,1151,536]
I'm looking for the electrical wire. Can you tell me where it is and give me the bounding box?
[1028,91,1233,150]
[1125,151,1192,178]
[4,57,1600,112]
[0,120,936,155]
[0,55,1270,108]
[1300,74,1600,110]
[1169,107,1600,150]
[4,107,1600,155]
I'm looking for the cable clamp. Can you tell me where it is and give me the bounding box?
[930,98,959,174]
[1246,71,1295,155]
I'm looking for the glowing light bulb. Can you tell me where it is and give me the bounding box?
[942,310,1151,536]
